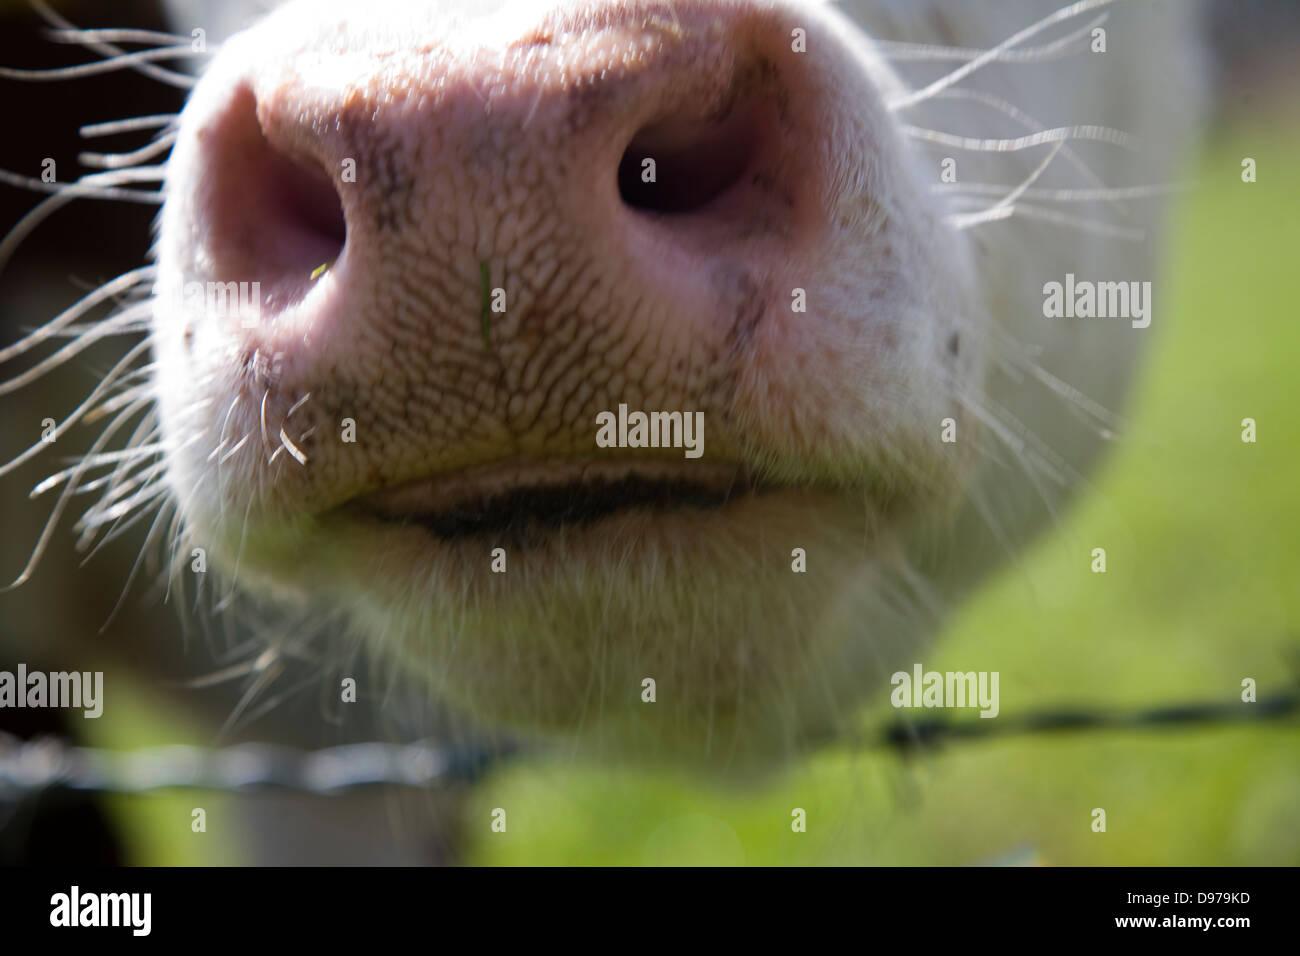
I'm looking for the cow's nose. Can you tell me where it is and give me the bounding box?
[154,0,898,517]
[176,2,825,335]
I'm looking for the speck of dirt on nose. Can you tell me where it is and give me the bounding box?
[948,332,960,357]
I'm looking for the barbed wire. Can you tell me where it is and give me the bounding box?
[878,687,1300,753]
[1,686,1295,797]
[0,734,510,798]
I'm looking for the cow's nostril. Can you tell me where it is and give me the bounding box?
[617,102,760,215]
[200,86,346,288]
[263,138,347,255]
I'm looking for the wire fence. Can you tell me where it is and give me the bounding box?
[2,685,1295,797]
[0,733,511,797]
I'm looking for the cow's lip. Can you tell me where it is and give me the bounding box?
[348,458,765,541]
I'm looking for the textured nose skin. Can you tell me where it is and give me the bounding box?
[219,2,815,343]
[156,0,966,547]
[160,1,848,514]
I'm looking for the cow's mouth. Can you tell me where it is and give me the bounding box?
[350,459,766,542]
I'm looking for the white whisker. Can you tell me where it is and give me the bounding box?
[888,0,1123,111]
[953,201,1146,240]
[28,0,198,88]
[45,28,202,48]
[80,114,178,139]
[948,140,1065,228]
[880,13,1107,64]
[936,182,1188,204]
[0,302,151,397]
[0,45,204,82]
[278,427,309,466]
[0,336,151,482]
[31,441,165,498]
[78,475,172,533]
[79,131,178,170]
[2,382,154,590]
[0,171,164,280]
[926,87,1132,215]
[0,266,153,363]
[218,435,250,465]
[98,499,175,633]
[904,123,1138,154]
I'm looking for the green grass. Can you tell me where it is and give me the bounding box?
[465,126,1300,866]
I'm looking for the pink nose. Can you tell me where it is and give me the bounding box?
[203,57,789,288]
[156,0,880,514]
[187,2,823,327]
